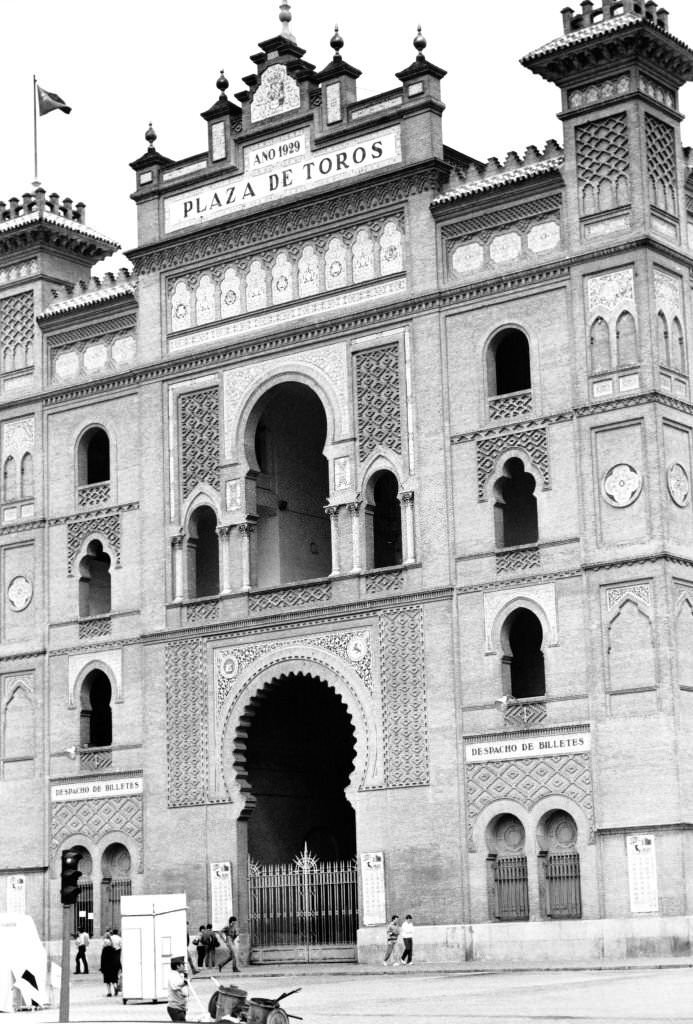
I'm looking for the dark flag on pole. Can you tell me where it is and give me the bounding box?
[36,84,71,115]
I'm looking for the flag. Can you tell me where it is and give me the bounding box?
[36,84,71,115]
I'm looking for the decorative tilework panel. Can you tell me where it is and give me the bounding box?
[0,291,34,372]
[166,638,207,807]
[379,606,429,787]
[355,343,402,461]
[476,428,549,500]
[67,513,121,574]
[576,114,630,215]
[646,114,677,215]
[179,387,220,499]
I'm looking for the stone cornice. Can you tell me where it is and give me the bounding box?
[47,502,139,527]
[128,162,448,276]
[45,313,137,349]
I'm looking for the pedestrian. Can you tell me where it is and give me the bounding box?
[100,934,119,997]
[400,914,414,965]
[217,916,241,974]
[166,956,189,1022]
[382,914,400,966]
[203,922,218,969]
[186,922,199,976]
[74,928,89,974]
[110,928,122,992]
[193,925,206,969]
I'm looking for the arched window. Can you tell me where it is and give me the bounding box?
[537,810,582,920]
[657,311,669,366]
[488,328,531,397]
[3,457,17,503]
[672,317,686,373]
[20,453,33,499]
[502,608,545,698]
[616,311,638,366]
[589,317,610,374]
[101,843,132,934]
[494,458,538,548]
[367,470,402,569]
[188,506,219,598]
[78,427,110,487]
[486,814,529,921]
[78,540,112,617]
[79,670,112,748]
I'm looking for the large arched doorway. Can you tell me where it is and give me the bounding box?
[243,673,358,959]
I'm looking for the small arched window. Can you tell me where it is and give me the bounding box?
[488,329,531,397]
[80,670,112,748]
[672,317,686,373]
[3,457,17,503]
[367,470,402,569]
[78,539,112,617]
[20,453,33,499]
[657,312,669,366]
[188,506,219,598]
[78,427,110,487]
[589,317,611,374]
[616,311,638,367]
[502,608,546,699]
[494,458,538,548]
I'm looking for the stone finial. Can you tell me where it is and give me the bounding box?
[217,70,229,96]
[331,25,344,54]
[279,1,295,40]
[413,25,426,59]
[144,123,157,151]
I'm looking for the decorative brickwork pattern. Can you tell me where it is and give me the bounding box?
[0,291,34,372]
[166,639,207,807]
[466,754,593,850]
[77,483,111,509]
[488,392,533,422]
[496,546,541,575]
[364,570,404,593]
[248,582,331,614]
[79,748,112,771]
[78,616,112,639]
[67,513,121,574]
[575,114,630,215]
[185,600,219,624]
[503,701,547,728]
[179,387,220,499]
[355,343,402,461]
[646,114,677,215]
[477,428,549,500]
[568,75,629,109]
[379,606,429,787]
[51,795,143,870]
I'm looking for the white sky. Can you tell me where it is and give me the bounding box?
[3,0,693,261]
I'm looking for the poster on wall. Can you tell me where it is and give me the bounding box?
[210,862,233,930]
[626,834,659,913]
[6,875,26,915]
[360,853,386,926]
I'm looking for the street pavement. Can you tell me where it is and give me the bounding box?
[4,960,693,1024]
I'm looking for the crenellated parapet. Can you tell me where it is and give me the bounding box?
[0,187,86,226]
[433,141,563,205]
[0,186,118,263]
[38,268,135,322]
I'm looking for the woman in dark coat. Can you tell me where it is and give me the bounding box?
[100,936,119,997]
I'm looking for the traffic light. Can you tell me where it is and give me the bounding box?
[60,848,82,906]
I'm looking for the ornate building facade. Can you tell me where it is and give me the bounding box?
[1,0,693,962]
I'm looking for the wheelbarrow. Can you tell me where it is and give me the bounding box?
[209,985,302,1024]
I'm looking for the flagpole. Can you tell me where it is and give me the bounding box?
[33,74,38,184]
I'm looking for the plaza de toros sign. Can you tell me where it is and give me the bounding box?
[164,125,402,233]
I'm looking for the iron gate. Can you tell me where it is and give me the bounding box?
[492,855,529,921]
[73,882,93,937]
[543,853,582,918]
[248,846,358,958]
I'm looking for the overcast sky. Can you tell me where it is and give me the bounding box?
[3,0,693,262]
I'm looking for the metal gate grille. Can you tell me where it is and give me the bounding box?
[493,856,529,921]
[248,847,357,949]
[73,882,93,937]
[544,853,581,918]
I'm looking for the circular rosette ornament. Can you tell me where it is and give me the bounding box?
[602,463,642,508]
[667,462,690,508]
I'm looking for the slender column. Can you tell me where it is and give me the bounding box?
[348,501,362,574]
[216,525,233,594]
[325,505,340,577]
[171,533,185,601]
[400,490,416,565]
[238,522,254,592]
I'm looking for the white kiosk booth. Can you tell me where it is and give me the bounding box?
[120,893,187,1005]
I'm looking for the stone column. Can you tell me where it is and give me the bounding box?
[216,525,233,594]
[238,522,255,592]
[171,533,185,601]
[400,490,415,565]
[325,505,340,577]
[348,501,362,574]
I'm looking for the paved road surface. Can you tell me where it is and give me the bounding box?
[5,964,693,1023]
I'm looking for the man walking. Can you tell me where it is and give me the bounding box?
[382,915,400,966]
[166,957,189,1022]
[74,929,89,974]
[217,916,241,974]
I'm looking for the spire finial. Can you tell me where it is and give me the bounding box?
[331,24,344,54]
[144,123,157,151]
[279,2,295,39]
[414,25,427,59]
[217,69,229,96]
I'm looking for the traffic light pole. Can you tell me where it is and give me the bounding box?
[59,904,71,1023]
